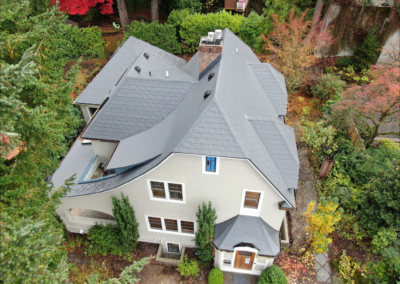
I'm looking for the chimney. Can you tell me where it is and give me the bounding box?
[199,29,223,74]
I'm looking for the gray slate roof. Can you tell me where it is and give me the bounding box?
[52,30,299,208]
[74,37,186,105]
[214,215,280,256]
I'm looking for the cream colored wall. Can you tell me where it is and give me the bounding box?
[57,154,287,248]
[91,141,117,160]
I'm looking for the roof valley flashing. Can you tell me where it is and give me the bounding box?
[52,29,299,208]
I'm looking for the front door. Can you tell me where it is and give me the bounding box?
[234,251,255,270]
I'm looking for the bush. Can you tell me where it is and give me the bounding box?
[86,223,125,256]
[208,267,224,284]
[176,0,202,13]
[367,246,400,283]
[166,9,191,41]
[239,12,272,53]
[338,251,366,283]
[352,32,381,71]
[379,139,400,151]
[123,21,181,54]
[177,255,199,279]
[371,227,398,254]
[195,202,217,264]
[180,10,244,52]
[336,57,353,68]
[311,73,346,100]
[257,265,288,284]
[62,25,105,59]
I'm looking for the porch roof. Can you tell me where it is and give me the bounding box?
[213,215,280,257]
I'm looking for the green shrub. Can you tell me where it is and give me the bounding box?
[195,202,217,264]
[325,67,333,73]
[180,10,244,52]
[208,267,224,284]
[239,12,272,53]
[112,193,140,251]
[371,227,398,254]
[123,21,181,54]
[311,73,346,100]
[257,265,288,284]
[367,246,400,283]
[338,252,366,283]
[352,32,381,71]
[86,223,125,256]
[336,57,353,68]
[176,0,202,14]
[177,255,200,279]
[62,25,105,59]
[379,139,400,151]
[166,9,191,41]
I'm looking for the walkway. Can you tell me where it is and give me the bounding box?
[289,145,333,283]
[223,272,258,284]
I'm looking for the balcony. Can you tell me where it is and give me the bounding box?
[225,0,249,14]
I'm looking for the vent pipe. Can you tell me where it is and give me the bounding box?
[215,29,222,44]
[208,32,215,43]
[166,71,169,78]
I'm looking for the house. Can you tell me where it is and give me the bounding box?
[52,28,299,275]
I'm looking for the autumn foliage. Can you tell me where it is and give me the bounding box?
[333,64,400,148]
[51,0,114,15]
[304,198,342,254]
[263,10,334,93]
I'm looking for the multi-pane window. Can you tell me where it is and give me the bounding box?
[181,221,194,234]
[244,191,261,209]
[206,156,217,172]
[148,180,184,202]
[148,217,162,230]
[164,219,178,232]
[151,181,165,198]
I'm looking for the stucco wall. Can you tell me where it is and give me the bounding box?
[57,154,287,249]
[91,141,118,160]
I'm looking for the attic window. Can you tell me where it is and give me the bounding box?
[204,90,212,100]
[144,53,149,59]
[208,73,215,81]
[134,66,141,73]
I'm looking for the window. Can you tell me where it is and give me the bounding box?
[88,107,97,117]
[165,219,178,232]
[146,216,195,235]
[147,180,185,203]
[168,183,182,200]
[181,221,194,234]
[151,181,165,198]
[206,157,217,172]
[148,217,162,230]
[167,243,180,253]
[244,191,260,209]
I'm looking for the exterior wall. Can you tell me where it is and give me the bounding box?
[80,105,98,124]
[91,141,118,160]
[57,153,287,251]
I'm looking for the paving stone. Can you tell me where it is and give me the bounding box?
[82,258,90,265]
[316,266,331,282]
[315,253,328,266]
[315,260,323,272]
[75,258,82,263]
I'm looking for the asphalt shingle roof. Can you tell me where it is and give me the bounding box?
[214,215,280,256]
[52,30,299,208]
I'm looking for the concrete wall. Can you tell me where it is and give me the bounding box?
[57,153,287,250]
[91,141,118,161]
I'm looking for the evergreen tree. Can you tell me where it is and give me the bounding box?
[195,201,217,264]
[112,193,140,250]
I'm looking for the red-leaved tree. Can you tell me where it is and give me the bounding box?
[51,0,114,15]
[333,64,400,148]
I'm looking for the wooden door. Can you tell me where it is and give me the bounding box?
[234,251,255,270]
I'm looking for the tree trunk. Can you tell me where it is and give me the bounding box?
[116,0,130,30]
[151,0,159,22]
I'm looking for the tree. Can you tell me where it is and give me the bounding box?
[303,198,342,254]
[116,0,130,29]
[195,201,217,264]
[262,9,334,93]
[333,64,400,148]
[151,0,159,22]
[51,0,114,15]
[112,193,140,250]
[303,120,338,159]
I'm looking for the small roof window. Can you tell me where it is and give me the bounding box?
[204,90,212,100]
[134,66,141,73]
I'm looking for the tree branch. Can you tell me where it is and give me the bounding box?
[377,132,400,136]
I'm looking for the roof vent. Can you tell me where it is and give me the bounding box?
[208,73,215,81]
[204,90,212,100]
[134,66,141,73]
[166,71,169,78]
[208,32,215,43]
[144,53,149,59]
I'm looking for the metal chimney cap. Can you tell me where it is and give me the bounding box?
[215,29,222,39]
[208,32,215,43]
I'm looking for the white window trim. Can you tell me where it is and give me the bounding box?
[146,179,186,203]
[239,189,264,217]
[202,156,220,175]
[166,242,181,254]
[145,215,196,236]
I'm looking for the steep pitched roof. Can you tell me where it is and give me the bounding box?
[74,37,187,105]
[214,215,280,256]
[52,30,299,208]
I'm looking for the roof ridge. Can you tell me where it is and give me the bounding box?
[213,98,247,158]
[272,121,299,165]
[266,64,287,98]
